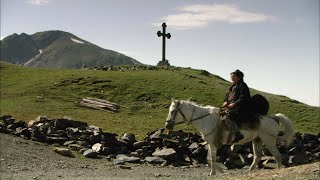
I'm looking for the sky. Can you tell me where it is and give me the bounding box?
[1,0,319,106]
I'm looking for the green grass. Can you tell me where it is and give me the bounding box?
[0,61,319,138]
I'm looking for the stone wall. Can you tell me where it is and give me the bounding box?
[0,115,319,169]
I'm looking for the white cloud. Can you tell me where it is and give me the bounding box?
[153,4,277,30]
[26,0,51,5]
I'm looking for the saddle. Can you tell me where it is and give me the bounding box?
[219,111,260,130]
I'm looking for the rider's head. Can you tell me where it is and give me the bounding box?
[230,69,244,84]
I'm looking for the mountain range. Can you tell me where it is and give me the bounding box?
[0,30,141,68]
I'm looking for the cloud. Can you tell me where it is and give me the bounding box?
[26,0,51,5]
[152,4,277,30]
[0,36,4,40]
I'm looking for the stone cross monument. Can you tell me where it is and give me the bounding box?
[157,23,171,66]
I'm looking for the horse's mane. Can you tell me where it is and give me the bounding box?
[179,100,220,114]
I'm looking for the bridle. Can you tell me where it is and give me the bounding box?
[166,101,212,126]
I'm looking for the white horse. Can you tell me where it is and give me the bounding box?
[165,99,295,176]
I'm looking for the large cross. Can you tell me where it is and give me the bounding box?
[157,23,171,62]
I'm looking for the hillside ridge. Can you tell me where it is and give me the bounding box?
[0,61,318,136]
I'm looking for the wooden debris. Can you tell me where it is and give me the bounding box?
[78,97,119,112]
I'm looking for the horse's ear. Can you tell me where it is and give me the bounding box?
[171,98,175,102]
[187,97,192,101]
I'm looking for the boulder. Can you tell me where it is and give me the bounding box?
[53,147,74,157]
[83,149,98,158]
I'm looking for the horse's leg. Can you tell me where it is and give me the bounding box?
[249,138,263,170]
[208,144,217,176]
[260,133,283,168]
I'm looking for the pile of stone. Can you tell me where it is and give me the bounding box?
[86,65,181,72]
[0,115,319,169]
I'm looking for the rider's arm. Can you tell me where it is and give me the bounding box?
[233,84,250,106]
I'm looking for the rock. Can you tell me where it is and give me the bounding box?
[122,133,136,144]
[119,165,131,170]
[92,143,104,152]
[224,154,246,169]
[68,144,83,151]
[149,128,165,140]
[113,159,125,165]
[83,149,98,158]
[290,152,311,165]
[89,134,102,144]
[7,124,17,130]
[79,148,89,154]
[133,141,147,149]
[28,116,48,128]
[0,126,10,134]
[53,119,67,130]
[116,154,141,163]
[2,115,15,126]
[145,156,167,164]
[302,133,318,142]
[87,125,102,133]
[14,127,31,137]
[152,148,176,160]
[53,147,74,157]
[76,141,89,146]
[46,136,68,144]
[230,145,242,153]
[101,147,112,155]
[188,142,199,150]
[288,147,303,155]
[31,128,46,141]
[63,140,75,146]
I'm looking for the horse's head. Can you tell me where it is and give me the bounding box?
[165,99,185,130]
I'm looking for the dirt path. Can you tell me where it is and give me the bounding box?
[0,133,319,180]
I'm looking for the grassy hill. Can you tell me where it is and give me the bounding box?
[0,61,318,138]
[1,30,141,68]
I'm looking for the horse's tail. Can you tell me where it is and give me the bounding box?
[274,113,295,148]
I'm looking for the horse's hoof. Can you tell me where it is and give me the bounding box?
[210,171,216,176]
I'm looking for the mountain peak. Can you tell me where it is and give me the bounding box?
[1,30,141,68]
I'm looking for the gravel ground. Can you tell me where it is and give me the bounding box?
[0,133,319,180]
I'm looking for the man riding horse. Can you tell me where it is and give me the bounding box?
[221,69,251,143]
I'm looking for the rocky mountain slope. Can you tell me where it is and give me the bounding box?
[0,30,141,68]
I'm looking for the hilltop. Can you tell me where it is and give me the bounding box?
[0,30,141,68]
[0,61,318,137]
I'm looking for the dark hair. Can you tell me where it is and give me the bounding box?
[230,69,244,79]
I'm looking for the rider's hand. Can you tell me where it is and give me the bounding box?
[222,101,228,107]
[228,103,235,109]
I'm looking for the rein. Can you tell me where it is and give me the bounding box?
[167,102,212,126]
